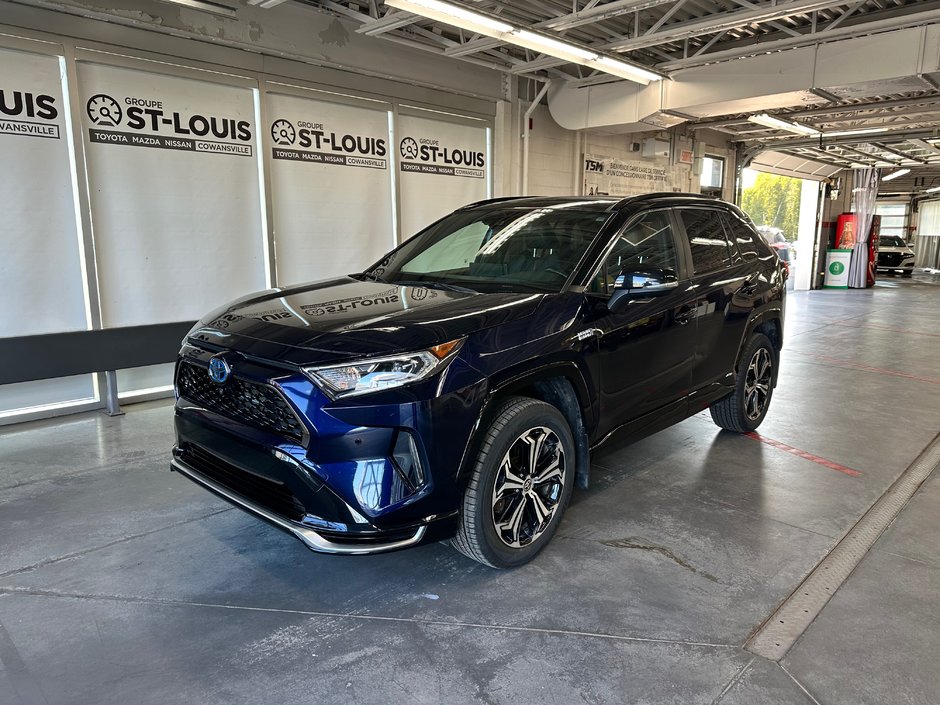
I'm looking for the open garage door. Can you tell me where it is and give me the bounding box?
[749,151,842,181]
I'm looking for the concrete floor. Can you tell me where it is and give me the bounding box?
[1,273,939,705]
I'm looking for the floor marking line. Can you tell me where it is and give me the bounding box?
[710,656,755,705]
[745,432,861,477]
[746,431,940,661]
[789,351,940,386]
[0,586,739,650]
[779,663,824,705]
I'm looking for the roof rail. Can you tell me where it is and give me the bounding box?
[456,196,529,210]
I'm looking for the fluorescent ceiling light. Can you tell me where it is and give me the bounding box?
[882,168,911,181]
[926,186,940,193]
[747,113,820,136]
[384,0,662,85]
[158,0,237,16]
[824,127,892,137]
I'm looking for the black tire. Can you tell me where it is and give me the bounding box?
[902,269,913,278]
[709,332,776,433]
[451,396,576,568]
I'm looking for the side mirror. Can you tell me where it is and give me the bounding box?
[608,267,678,311]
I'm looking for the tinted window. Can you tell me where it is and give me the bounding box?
[589,211,677,294]
[680,209,732,274]
[375,207,612,292]
[722,213,760,260]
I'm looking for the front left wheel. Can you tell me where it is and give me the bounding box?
[451,397,575,568]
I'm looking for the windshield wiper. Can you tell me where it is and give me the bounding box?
[390,279,479,294]
[352,272,388,283]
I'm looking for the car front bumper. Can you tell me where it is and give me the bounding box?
[172,346,486,555]
[171,450,439,554]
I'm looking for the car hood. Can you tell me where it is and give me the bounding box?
[879,245,915,254]
[188,277,545,365]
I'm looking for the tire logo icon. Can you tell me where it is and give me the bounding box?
[86,94,122,127]
[271,119,296,146]
[400,137,419,160]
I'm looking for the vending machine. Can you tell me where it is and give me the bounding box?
[834,213,879,288]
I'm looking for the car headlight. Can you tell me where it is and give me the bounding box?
[303,339,464,399]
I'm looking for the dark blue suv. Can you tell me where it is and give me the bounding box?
[172,194,785,567]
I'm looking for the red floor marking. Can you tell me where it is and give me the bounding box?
[745,432,862,477]
[790,350,940,386]
[836,321,940,339]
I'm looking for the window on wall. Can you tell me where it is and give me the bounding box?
[875,202,908,242]
[700,156,724,195]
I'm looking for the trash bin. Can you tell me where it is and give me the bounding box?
[824,249,852,288]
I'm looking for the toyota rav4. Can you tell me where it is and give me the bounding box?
[172,194,786,568]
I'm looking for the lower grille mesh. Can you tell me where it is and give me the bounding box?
[176,361,304,443]
[182,445,306,521]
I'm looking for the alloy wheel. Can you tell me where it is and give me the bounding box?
[491,426,566,549]
[744,347,773,421]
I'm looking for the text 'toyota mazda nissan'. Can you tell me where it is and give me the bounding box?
[172,194,785,568]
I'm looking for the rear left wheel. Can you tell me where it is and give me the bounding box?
[451,397,575,568]
[709,332,776,433]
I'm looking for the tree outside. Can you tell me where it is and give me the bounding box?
[740,170,802,240]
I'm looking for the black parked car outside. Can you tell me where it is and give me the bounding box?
[172,194,786,568]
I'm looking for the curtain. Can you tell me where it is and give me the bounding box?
[848,168,879,288]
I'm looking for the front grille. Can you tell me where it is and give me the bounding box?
[177,361,304,443]
[182,444,306,521]
[879,253,902,267]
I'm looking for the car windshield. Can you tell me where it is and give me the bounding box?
[365,206,613,293]
[879,236,906,247]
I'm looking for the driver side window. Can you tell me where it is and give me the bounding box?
[589,211,678,295]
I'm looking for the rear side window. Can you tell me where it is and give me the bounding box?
[680,209,732,274]
[589,211,678,295]
[721,213,761,261]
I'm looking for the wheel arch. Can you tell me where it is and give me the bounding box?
[736,307,783,385]
[457,361,595,490]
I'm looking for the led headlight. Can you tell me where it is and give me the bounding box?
[304,339,463,399]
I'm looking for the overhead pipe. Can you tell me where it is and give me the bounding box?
[522,80,551,196]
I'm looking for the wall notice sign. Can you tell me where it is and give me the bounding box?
[583,153,681,196]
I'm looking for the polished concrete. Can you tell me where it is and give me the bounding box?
[1,273,939,705]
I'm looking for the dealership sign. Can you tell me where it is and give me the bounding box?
[269,117,387,169]
[398,134,484,179]
[84,92,253,157]
[0,89,60,139]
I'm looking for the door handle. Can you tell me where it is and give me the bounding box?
[675,306,695,325]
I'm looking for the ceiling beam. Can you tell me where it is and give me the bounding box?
[510,0,861,74]
[873,143,929,165]
[443,0,679,58]
[657,4,940,71]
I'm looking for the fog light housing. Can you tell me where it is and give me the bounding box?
[391,430,425,490]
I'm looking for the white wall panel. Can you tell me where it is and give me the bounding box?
[77,62,267,327]
[0,45,96,414]
[0,47,87,337]
[266,91,395,285]
[398,114,488,238]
